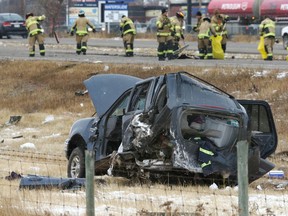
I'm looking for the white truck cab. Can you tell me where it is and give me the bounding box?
[281,26,288,49]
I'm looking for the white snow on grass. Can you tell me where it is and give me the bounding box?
[277,72,288,79]
[20,142,36,149]
[42,133,61,139]
[42,115,55,124]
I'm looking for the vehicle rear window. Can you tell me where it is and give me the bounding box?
[2,14,23,21]
[177,75,238,111]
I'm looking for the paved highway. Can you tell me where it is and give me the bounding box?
[0,37,287,70]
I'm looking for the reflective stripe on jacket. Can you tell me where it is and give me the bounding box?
[71,17,95,36]
[156,14,172,37]
[259,18,275,38]
[198,21,216,39]
[120,17,136,35]
[25,15,45,36]
[170,16,183,39]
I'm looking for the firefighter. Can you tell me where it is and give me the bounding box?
[197,16,217,59]
[259,16,276,61]
[25,13,46,57]
[156,8,174,61]
[120,15,136,57]
[211,9,229,53]
[192,11,203,33]
[70,10,96,55]
[170,11,185,59]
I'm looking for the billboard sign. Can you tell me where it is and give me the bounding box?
[68,7,99,26]
[104,4,128,22]
[69,0,98,7]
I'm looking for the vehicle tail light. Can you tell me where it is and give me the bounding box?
[3,21,11,27]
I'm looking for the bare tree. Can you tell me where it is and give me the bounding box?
[38,0,66,36]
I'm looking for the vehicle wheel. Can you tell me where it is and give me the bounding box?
[283,35,288,49]
[67,147,85,178]
[22,34,27,39]
[7,35,11,39]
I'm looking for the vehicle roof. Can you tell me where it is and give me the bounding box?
[165,72,241,113]
[84,72,242,118]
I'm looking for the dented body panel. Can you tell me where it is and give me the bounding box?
[65,72,277,184]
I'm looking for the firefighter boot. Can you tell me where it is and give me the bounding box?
[81,42,87,55]
[39,44,45,56]
[76,43,81,55]
[264,56,273,61]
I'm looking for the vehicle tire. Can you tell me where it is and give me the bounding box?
[67,147,85,178]
[283,35,288,49]
[22,34,28,39]
[7,35,11,39]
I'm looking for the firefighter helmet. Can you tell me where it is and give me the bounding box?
[26,13,33,19]
[196,11,202,17]
[202,16,211,23]
[176,12,185,19]
[78,10,85,16]
[161,8,168,14]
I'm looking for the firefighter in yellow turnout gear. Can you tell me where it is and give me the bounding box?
[259,16,276,61]
[70,10,96,55]
[120,15,136,57]
[197,17,217,59]
[211,10,229,53]
[170,11,185,59]
[25,13,46,57]
[156,8,174,61]
[193,11,203,33]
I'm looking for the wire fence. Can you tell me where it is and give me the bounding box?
[0,149,287,216]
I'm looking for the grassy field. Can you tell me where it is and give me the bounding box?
[0,59,287,215]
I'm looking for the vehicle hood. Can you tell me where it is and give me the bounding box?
[84,74,142,117]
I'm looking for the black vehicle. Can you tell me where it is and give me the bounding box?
[65,72,277,184]
[0,13,27,39]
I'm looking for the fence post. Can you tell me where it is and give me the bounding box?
[85,150,95,216]
[237,140,249,216]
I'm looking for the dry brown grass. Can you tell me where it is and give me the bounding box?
[0,59,288,215]
[1,59,287,154]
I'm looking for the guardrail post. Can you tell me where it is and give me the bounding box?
[237,140,249,216]
[85,150,95,216]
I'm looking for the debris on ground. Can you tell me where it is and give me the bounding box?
[19,174,86,190]
[75,89,88,96]
[5,171,22,180]
[6,115,22,125]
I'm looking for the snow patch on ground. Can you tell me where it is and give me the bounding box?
[42,115,55,124]
[20,142,36,149]
[277,72,288,79]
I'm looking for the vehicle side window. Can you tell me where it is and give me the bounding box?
[111,92,130,117]
[128,82,150,112]
[243,104,271,133]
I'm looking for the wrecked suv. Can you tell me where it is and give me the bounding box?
[65,72,277,183]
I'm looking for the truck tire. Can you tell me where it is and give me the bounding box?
[67,147,85,178]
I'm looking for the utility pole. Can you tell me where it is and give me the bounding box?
[187,0,192,32]
[21,0,26,17]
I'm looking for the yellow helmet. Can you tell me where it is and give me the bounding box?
[176,12,185,19]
